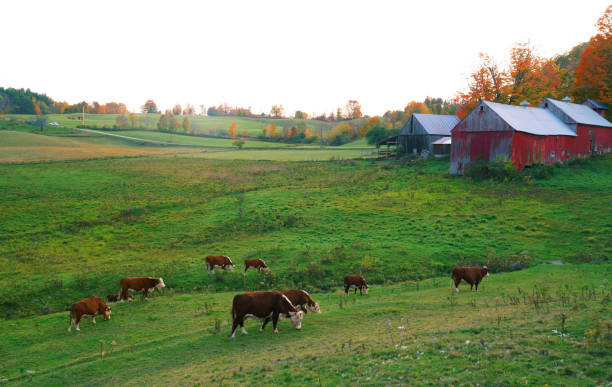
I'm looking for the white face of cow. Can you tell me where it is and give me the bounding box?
[103,307,111,320]
[262,267,271,274]
[364,286,369,295]
[309,303,321,313]
[288,310,303,329]
[157,278,166,288]
[229,265,235,272]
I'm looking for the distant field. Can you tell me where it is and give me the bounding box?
[0,130,198,163]
[5,113,337,136]
[120,130,300,148]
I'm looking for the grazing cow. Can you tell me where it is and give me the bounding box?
[68,297,111,332]
[119,277,165,302]
[344,275,369,295]
[206,255,235,274]
[107,294,131,303]
[231,291,303,338]
[243,259,270,276]
[279,289,320,314]
[451,266,489,292]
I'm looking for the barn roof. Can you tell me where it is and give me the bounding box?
[432,137,451,145]
[483,101,577,137]
[542,98,612,128]
[413,114,460,135]
[585,99,609,110]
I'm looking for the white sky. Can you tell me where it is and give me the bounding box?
[1,0,608,116]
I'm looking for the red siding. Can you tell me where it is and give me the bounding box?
[511,132,575,169]
[450,131,512,174]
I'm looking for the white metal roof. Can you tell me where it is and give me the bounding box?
[432,137,451,145]
[413,114,460,135]
[543,98,612,128]
[483,101,577,136]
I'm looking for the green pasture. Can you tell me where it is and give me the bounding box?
[4,113,336,136]
[0,154,610,319]
[0,264,610,385]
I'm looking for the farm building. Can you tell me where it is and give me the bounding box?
[399,114,459,155]
[582,99,608,117]
[450,98,612,174]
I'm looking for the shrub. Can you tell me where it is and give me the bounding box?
[465,156,516,181]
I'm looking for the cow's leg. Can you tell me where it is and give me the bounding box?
[272,312,280,333]
[454,278,461,293]
[231,318,239,338]
[240,317,247,335]
[75,315,82,331]
[344,285,349,295]
[470,283,473,291]
[475,281,480,292]
[261,317,271,331]
[207,264,211,275]
[243,267,248,276]
[142,289,149,300]
[120,288,127,302]
[301,305,308,314]
[354,287,357,294]
[92,316,96,325]
[68,313,74,332]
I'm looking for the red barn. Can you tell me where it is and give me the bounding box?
[450,98,612,174]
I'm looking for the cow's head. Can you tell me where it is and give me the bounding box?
[363,284,369,294]
[157,278,166,288]
[103,306,111,320]
[288,310,304,329]
[308,302,321,313]
[482,266,489,276]
[262,267,271,274]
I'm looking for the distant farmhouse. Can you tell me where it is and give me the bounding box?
[450,98,612,174]
[399,114,459,156]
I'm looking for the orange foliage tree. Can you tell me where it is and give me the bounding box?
[573,5,612,119]
[228,122,238,137]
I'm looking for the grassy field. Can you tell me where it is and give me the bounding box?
[0,153,609,319]
[0,264,610,385]
[4,113,337,137]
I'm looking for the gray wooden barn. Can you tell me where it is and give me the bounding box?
[399,114,459,155]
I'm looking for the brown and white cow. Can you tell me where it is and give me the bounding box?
[344,275,369,295]
[119,277,165,302]
[279,289,320,314]
[68,297,111,332]
[206,255,235,274]
[231,291,303,337]
[243,259,270,276]
[451,266,489,292]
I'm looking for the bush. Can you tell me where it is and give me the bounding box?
[464,156,516,181]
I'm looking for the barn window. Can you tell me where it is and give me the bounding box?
[550,151,555,158]
[479,106,484,112]
[578,153,582,158]
[561,150,565,156]
[567,151,570,157]
[544,102,549,108]
[589,130,593,135]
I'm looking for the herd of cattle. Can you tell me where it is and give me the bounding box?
[67,254,490,336]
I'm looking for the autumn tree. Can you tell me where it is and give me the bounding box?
[183,104,196,115]
[172,104,182,115]
[229,122,238,137]
[345,100,363,119]
[455,53,509,119]
[141,99,158,113]
[116,114,129,129]
[264,122,277,138]
[158,114,169,131]
[294,110,308,119]
[182,117,190,133]
[232,139,245,149]
[270,104,284,118]
[242,130,249,137]
[573,5,612,119]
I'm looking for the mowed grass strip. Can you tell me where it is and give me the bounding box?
[0,265,609,385]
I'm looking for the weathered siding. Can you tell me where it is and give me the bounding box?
[450,131,513,174]
[511,132,575,167]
